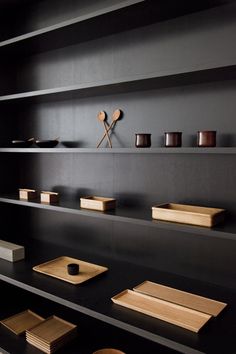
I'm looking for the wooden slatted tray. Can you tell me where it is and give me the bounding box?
[26,316,77,354]
[133,281,227,316]
[152,203,225,227]
[33,256,108,284]
[1,310,44,335]
[111,290,211,333]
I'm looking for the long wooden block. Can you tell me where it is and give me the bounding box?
[133,281,227,317]
[112,290,211,333]
[0,239,25,262]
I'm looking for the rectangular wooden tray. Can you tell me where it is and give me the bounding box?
[133,281,227,316]
[80,196,116,211]
[26,316,77,345]
[152,203,225,227]
[112,290,211,333]
[1,310,44,335]
[26,316,77,353]
[33,256,108,284]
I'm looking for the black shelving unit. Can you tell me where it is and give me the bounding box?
[1,1,236,353]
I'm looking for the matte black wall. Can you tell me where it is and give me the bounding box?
[1,1,236,291]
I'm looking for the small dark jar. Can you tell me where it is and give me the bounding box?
[164,132,182,147]
[135,133,151,148]
[67,263,79,275]
[197,131,216,147]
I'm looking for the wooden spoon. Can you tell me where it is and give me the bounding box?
[97,111,112,148]
[97,109,122,148]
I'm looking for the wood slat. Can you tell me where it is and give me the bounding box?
[133,281,227,316]
[112,290,211,333]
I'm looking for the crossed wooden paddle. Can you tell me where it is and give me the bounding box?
[96,109,122,148]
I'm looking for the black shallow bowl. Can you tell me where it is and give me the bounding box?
[35,140,59,148]
[12,140,34,147]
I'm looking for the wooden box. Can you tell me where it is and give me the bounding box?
[0,239,25,262]
[152,203,225,227]
[40,191,59,204]
[80,196,116,211]
[19,189,38,201]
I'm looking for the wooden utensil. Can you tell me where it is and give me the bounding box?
[97,111,112,148]
[97,109,122,148]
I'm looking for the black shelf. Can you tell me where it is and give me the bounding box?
[0,239,235,354]
[0,0,232,55]
[0,195,235,241]
[0,147,236,154]
[0,65,236,103]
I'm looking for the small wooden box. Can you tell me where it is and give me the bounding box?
[152,203,225,227]
[80,196,116,211]
[19,189,38,201]
[40,191,59,204]
[0,239,25,262]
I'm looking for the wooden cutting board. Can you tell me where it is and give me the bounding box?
[33,256,108,284]
[1,310,44,335]
[133,281,227,316]
[112,290,211,333]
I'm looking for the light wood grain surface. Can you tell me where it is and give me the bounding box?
[112,290,211,333]
[133,281,227,316]
[1,310,44,335]
[33,256,108,284]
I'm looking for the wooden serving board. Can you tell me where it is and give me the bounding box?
[33,256,108,284]
[112,290,211,333]
[1,310,44,335]
[152,203,225,227]
[26,316,76,345]
[133,281,227,316]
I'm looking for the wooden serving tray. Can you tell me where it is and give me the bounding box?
[80,196,116,211]
[33,256,108,284]
[1,310,44,335]
[26,316,76,344]
[26,316,77,353]
[152,203,225,227]
[112,290,211,333]
[133,281,227,316]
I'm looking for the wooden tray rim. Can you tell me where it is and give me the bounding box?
[80,196,116,203]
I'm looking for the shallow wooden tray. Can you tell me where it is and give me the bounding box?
[133,281,227,317]
[26,316,76,345]
[33,256,108,284]
[80,196,116,211]
[152,203,225,227]
[26,329,76,353]
[111,290,211,333]
[0,310,44,335]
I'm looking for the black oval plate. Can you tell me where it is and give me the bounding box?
[35,140,59,148]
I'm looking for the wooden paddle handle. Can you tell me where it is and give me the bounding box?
[97,121,115,148]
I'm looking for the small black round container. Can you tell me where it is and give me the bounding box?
[67,263,79,275]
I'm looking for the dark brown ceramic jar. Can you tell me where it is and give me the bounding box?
[197,131,216,147]
[164,132,182,147]
[135,133,151,148]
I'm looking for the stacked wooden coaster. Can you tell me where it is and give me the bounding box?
[112,281,227,333]
[26,316,77,354]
